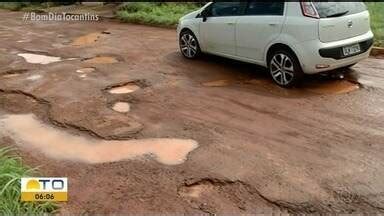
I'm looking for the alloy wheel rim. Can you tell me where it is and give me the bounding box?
[270,53,295,86]
[180,33,197,58]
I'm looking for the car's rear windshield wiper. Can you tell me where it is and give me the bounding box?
[326,10,349,18]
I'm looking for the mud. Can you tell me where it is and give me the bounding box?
[0,114,198,165]
[17,53,61,64]
[26,74,42,81]
[107,83,140,94]
[76,67,95,73]
[112,102,130,113]
[1,10,384,214]
[303,80,360,94]
[0,69,28,75]
[202,79,232,87]
[82,56,118,64]
[71,32,102,46]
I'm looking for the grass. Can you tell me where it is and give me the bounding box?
[366,3,384,47]
[0,2,68,12]
[116,2,200,27]
[0,147,57,214]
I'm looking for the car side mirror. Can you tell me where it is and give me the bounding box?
[200,10,208,22]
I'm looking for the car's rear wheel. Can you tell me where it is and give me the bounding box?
[179,30,200,59]
[269,50,303,87]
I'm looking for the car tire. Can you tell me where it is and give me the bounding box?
[269,50,303,87]
[179,30,201,59]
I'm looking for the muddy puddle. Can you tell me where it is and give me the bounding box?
[112,102,130,113]
[303,80,360,94]
[26,74,42,81]
[178,184,211,198]
[1,69,28,78]
[76,67,95,73]
[243,78,360,95]
[2,74,20,78]
[108,83,140,94]
[71,32,102,46]
[0,114,198,165]
[202,79,232,87]
[17,53,61,65]
[82,56,118,64]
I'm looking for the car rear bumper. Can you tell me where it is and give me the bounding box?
[296,31,374,74]
[319,38,373,60]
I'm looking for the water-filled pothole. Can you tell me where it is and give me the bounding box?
[1,69,28,78]
[244,78,360,95]
[0,114,198,165]
[82,56,118,64]
[107,83,141,94]
[76,67,95,73]
[71,32,102,46]
[17,53,61,65]
[202,79,232,87]
[112,102,130,113]
[26,74,42,81]
[303,80,360,94]
[179,183,212,198]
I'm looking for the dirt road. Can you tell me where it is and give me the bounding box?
[1,10,384,214]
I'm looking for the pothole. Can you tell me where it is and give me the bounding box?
[112,102,130,113]
[107,83,141,94]
[178,182,212,198]
[303,80,360,95]
[178,178,281,213]
[0,69,28,78]
[2,74,20,78]
[17,53,62,65]
[26,74,42,81]
[244,78,360,96]
[0,114,198,165]
[71,32,102,46]
[76,67,95,73]
[202,79,232,87]
[82,56,118,64]
[17,39,31,43]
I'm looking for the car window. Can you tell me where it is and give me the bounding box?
[313,2,366,18]
[246,2,284,16]
[207,2,246,17]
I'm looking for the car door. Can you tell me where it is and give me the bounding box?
[236,2,285,62]
[200,2,246,56]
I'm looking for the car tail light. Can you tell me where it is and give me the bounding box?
[300,2,319,19]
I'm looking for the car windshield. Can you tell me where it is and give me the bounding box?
[313,2,366,18]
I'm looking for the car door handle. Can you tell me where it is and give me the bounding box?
[269,23,278,26]
[226,23,235,25]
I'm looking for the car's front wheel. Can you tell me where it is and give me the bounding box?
[179,30,200,59]
[269,50,303,87]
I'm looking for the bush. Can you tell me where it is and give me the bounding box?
[366,3,384,47]
[117,2,200,27]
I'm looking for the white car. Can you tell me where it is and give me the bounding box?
[177,2,374,87]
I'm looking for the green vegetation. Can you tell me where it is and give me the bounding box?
[0,2,66,12]
[116,2,199,27]
[366,3,384,47]
[0,147,57,215]
[0,2,383,47]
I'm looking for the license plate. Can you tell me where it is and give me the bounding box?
[342,44,361,56]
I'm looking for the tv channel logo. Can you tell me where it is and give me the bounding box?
[21,177,68,201]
